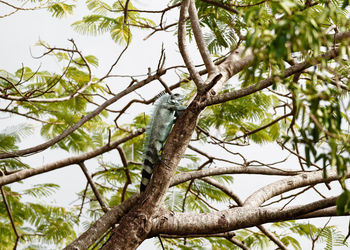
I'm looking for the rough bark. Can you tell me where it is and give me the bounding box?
[150,193,340,236]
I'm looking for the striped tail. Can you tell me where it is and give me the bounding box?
[140,152,155,192]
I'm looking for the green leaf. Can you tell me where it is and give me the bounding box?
[23,183,60,198]
[48,3,75,18]
[342,0,349,9]
[336,190,350,215]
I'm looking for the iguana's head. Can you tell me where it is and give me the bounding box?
[169,93,184,105]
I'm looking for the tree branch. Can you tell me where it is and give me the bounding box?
[78,162,109,213]
[211,47,254,95]
[257,225,288,250]
[243,168,349,207]
[64,166,346,249]
[0,181,20,245]
[0,68,163,159]
[0,129,144,186]
[202,177,288,249]
[117,146,132,202]
[170,166,306,187]
[188,0,216,74]
[200,0,238,14]
[64,194,140,250]
[201,177,243,205]
[178,0,204,88]
[207,48,339,106]
[231,112,293,141]
[151,195,341,236]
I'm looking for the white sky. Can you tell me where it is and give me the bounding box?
[0,1,349,249]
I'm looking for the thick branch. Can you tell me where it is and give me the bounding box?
[208,48,339,106]
[178,0,204,88]
[66,174,342,249]
[161,231,236,238]
[64,194,140,250]
[297,206,338,219]
[211,47,254,95]
[202,177,288,249]
[243,169,349,207]
[151,195,340,236]
[188,0,216,74]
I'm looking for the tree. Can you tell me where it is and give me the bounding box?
[0,0,349,249]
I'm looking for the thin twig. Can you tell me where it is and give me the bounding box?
[117,147,131,202]
[78,182,89,218]
[78,162,109,213]
[0,170,20,247]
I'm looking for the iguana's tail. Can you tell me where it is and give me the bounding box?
[140,152,155,192]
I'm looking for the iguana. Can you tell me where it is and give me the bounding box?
[140,93,186,192]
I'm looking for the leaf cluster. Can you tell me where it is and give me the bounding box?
[72,0,155,44]
[0,185,77,249]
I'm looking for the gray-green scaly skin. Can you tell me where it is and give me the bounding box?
[140,93,186,192]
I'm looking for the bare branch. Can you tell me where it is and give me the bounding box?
[226,236,251,250]
[178,0,204,88]
[278,141,322,170]
[262,186,313,207]
[117,146,131,202]
[0,44,93,103]
[0,108,60,124]
[0,129,144,186]
[188,0,216,74]
[231,112,293,141]
[208,48,339,106]
[229,0,268,7]
[200,0,238,14]
[151,196,341,237]
[171,166,306,187]
[202,177,289,249]
[201,177,243,205]
[257,225,288,250]
[243,168,349,207]
[103,29,131,78]
[106,2,181,14]
[78,182,89,218]
[78,162,109,213]
[0,0,48,18]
